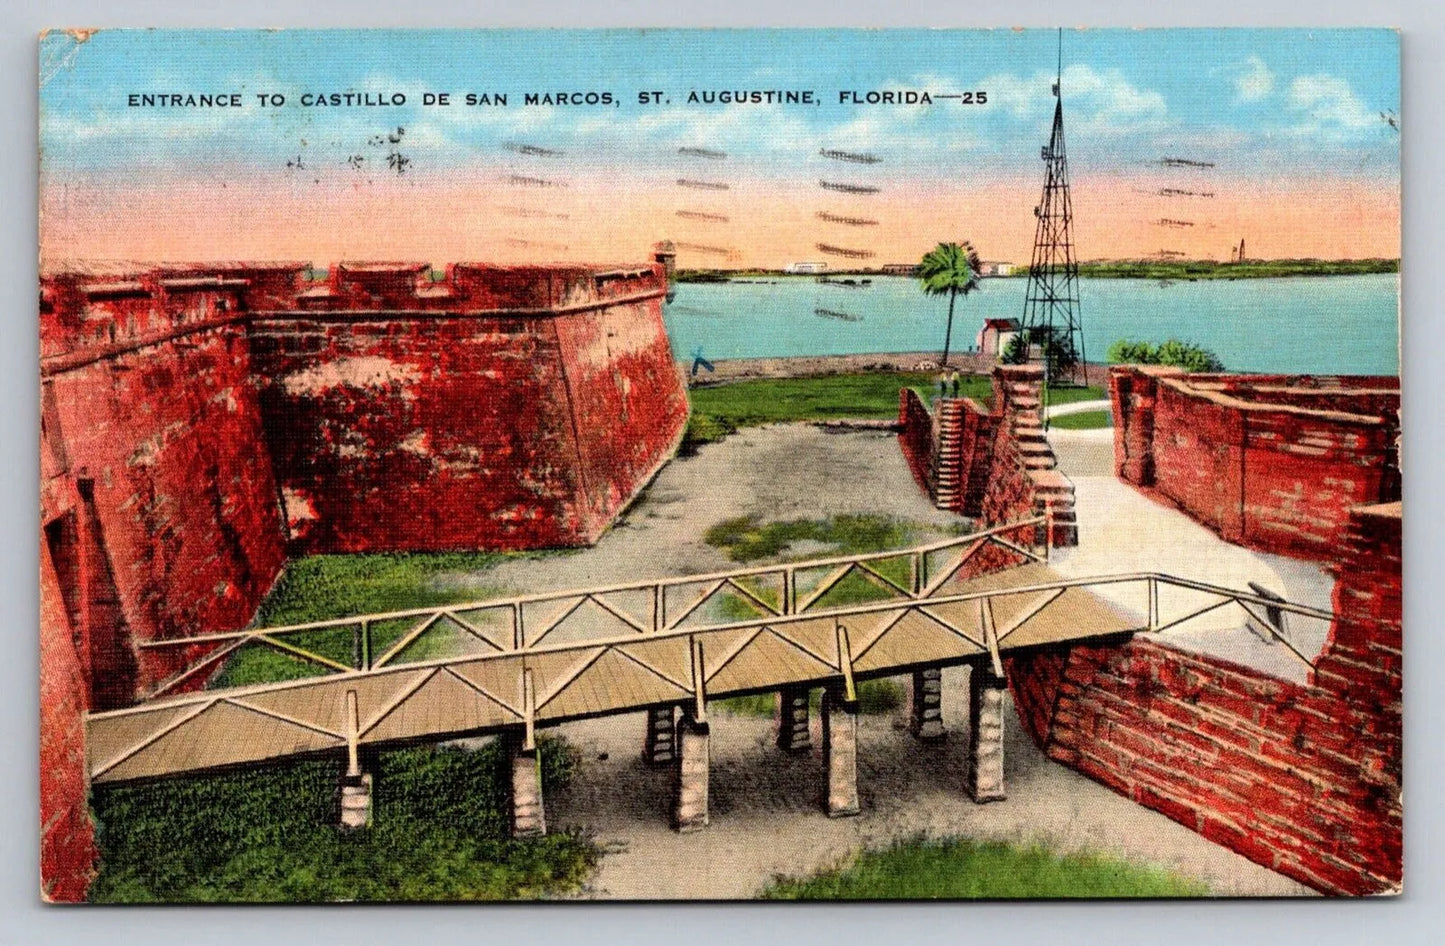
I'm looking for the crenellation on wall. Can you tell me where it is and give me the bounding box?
[38,259,686,900]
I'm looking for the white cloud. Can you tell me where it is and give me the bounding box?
[1235,56,1275,103]
[1285,73,1379,139]
[977,64,1167,137]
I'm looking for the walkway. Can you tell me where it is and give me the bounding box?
[1048,426,1334,682]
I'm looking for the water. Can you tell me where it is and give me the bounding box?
[664,274,1400,376]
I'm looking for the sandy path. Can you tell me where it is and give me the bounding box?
[437,423,1310,899]
[545,665,1309,899]
[459,424,962,598]
[1048,427,1335,683]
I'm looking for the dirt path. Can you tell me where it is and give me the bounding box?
[547,666,1309,899]
[1048,427,1335,683]
[440,423,1310,899]
[455,424,962,598]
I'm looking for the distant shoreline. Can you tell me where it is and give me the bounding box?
[674,258,1399,283]
[679,350,1112,388]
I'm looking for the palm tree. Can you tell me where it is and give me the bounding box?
[917,241,983,367]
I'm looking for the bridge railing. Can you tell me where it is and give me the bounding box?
[136,517,1051,701]
[86,566,1349,784]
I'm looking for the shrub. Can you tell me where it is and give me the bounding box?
[1106,338,1225,372]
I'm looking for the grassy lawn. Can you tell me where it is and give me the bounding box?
[1048,409,1112,430]
[683,372,1103,451]
[211,551,547,688]
[89,737,594,902]
[102,550,602,903]
[684,371,945,450]
[761,837,1209,899]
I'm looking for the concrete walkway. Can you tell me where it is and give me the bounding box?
[1044,398,1111,419]
[1047,427,1335,683]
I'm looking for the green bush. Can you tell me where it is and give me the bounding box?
[1106,338,1225,372]
[89,737,593,902]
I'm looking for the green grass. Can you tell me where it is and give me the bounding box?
[210,551,542,688]
[761,836,1209,899]
[1047,409,1112,430]
[682,373,1104,451]
[684,371,958,451]
[705,513,921,564]
[704,512,927,719]
[89,737,595,902]
[717,679,906,718]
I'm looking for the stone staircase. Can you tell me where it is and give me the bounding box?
[998,371,1078,547]
[930,399,966,511]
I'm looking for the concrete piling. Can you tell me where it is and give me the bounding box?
[673,711,711,832]
[509,734,547,838]
[909,666,946,741]
[644,705,677,765]
[775,685,811,752]
[338,771,373,830]
[822,684,860,817]
[967,667,1008,803]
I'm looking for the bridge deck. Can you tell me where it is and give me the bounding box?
[87,559,1144,784]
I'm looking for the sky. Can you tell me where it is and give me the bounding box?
[38,28,1401,268]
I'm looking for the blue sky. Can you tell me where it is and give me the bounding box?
[39,28,1400,182]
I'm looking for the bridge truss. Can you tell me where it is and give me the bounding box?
[87,517,1335,785]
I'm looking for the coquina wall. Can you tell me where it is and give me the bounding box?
[38,260,688,899]
[1008,502,1401,895]
[1110,365,1399,561]
[898,364,1076,547]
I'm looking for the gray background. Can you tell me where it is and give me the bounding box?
[5,1,1440,943]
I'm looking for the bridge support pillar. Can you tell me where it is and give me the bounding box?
[822,684,860,817]
[508,734,547,838]
[673,712,710,832]
[775,686,811,752]
[909,667,946,741]
[967,668,1008,803]
[644,705,677,766]
[339,771,372,831]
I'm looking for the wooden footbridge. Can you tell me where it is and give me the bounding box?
[85,516,1335,834]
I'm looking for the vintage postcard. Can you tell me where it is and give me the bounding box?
[38,28,1400,902]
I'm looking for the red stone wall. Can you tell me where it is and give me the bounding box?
[551,297,689,538]
[250,264,684,551]
[38,259,686,899]
[1007,503,1402,896]
[1111,365,1399,561]
[897,366,1076,546]
[897,387,934,494]
[39,543,97,903]
[41,284,290,702]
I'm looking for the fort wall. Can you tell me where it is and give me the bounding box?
[1007,502,1401,895]
[898,364,1076,547]
[38,260,687,899]
[1109,365,1399,562]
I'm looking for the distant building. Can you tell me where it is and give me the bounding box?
[881,263,918,276]
[977,317,1021,358]
[981,261,1015,277]
[786,261,828,274]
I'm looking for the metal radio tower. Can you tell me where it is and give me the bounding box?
[1020,31,1086,387]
